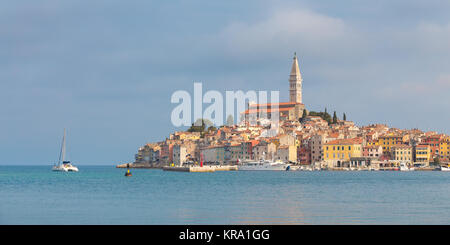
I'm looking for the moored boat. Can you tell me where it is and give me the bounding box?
[399,162,414,171]
[238,160,291,171]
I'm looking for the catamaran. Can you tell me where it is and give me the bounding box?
[52,129,78,172]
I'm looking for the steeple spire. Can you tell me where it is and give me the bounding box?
[290,52,301,78]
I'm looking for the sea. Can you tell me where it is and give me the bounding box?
[1,165,449,225]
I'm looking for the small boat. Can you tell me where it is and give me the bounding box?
[441,165,450,172]
[400,162,414,171]
[52,129,78,172]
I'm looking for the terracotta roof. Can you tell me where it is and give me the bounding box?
[248,102,302,108]
[242,107,295,114]
[325,138,363,145]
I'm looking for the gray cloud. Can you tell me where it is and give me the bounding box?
[0,1,449,164]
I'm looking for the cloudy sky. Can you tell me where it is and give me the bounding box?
[1,0,450,165]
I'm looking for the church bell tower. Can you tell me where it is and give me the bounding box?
[289,53,303,104]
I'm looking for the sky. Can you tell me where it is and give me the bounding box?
[1,0,450,165]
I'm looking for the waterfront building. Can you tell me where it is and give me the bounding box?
[323,138,363,167]
[362,145,383,159]
[225,143,242,163]
[135,143,161,164]
[297,146,311,165]
[439,137,450,162]
[391,145,413,164]
[276,145,297,163]
[172,145,187,165]
[160,143,174,164]
[349,157,374,168]
[424,134,445,158]
[310,134,326,164]
[240,140,259,160]
[414,144,431,163]
[201,145,225,164]
[253,141,277,160]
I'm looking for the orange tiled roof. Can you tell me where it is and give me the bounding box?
[249,102,302,107]
[242,107,294,114]
[325,138,363,145]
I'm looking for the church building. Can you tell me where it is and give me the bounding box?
[243,53,306,122]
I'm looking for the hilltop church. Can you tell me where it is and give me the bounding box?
[243,53,306,122]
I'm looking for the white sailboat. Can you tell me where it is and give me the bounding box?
[52,129,78,172]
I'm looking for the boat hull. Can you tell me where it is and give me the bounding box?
[52,165,78,172]
[238,161,290,171]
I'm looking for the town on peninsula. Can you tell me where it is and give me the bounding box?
[118,54,450,172]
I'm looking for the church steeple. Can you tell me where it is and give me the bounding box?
[289,52,303,103]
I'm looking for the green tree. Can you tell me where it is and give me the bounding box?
[299,109,308,122]
[187,118,213,133]
[343,113,347,121]
[432,157,441,166]
[308,110,332,124]
[332,111,338,124]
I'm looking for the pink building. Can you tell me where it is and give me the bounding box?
[363,145,383,159]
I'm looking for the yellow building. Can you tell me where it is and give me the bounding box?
[415,144,431,163]
[439,137,450,161]
[324,138,363,163]
[391,145,413,163]
[377,134,403,153]
[172,131,201,141]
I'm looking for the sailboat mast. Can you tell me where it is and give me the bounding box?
[61,128,66,163]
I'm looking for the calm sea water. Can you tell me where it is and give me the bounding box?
[1,165,449,224]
